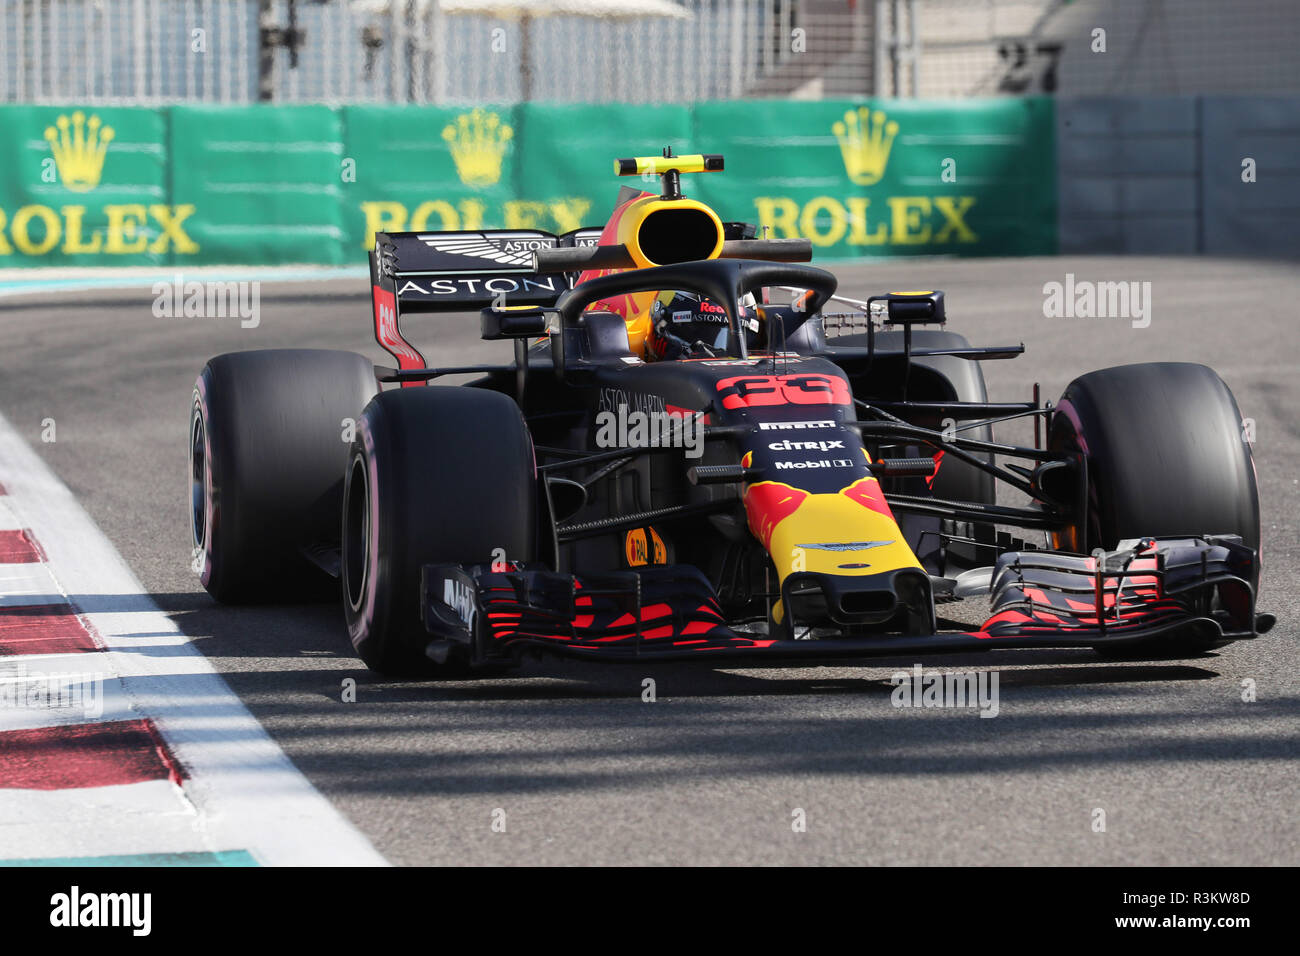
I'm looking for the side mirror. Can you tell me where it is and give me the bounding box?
[481,304,551,340]
[868,290,945,325]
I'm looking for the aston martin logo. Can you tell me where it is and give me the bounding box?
[798,541,895,552]
[418,232,549,267]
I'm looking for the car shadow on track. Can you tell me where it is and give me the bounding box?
[346,659,1220,704]
[83,590,1225,704]
[63,590,1300,805]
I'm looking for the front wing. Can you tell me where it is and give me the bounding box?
[420,537,1271,663]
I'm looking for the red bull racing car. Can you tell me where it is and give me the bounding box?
[189,151,1272,676]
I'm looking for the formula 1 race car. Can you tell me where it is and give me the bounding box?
[189,150,1273,676]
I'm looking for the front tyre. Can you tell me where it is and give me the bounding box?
[342,387,537,677]
[1049,362,1260,555]
[1048,362,1261,657]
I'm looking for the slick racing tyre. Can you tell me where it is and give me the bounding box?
[1049,363,1261,657]
[1049,362,1260,554]
[342,386,537,677]
[190,349,379,603]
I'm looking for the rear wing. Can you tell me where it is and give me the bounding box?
[370,227,603,314]
[368,227,601,382]
[365,221,807,381]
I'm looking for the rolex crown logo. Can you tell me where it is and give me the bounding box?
[442,109,513,187]
[44,111,114,192]
[832,107,898,186]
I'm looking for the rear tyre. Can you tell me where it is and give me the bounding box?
[342,386,537,677]
[1048,362,1261,657]
[191,349,378,603]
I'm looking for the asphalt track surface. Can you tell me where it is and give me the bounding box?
[2,255,1297,866]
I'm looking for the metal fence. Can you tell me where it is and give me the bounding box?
[0,0,874,104]
[2,0,1296,105]
[882,0,1300,98]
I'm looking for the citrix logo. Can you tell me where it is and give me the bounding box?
[768,439,845,452]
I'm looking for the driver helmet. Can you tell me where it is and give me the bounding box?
[646,290,762,361]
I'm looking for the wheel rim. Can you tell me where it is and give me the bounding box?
[190,409,207,552]
[343,455,370,612]
[1047,402,1098,554]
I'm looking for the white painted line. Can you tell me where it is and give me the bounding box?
[0,410,387,867]
[0,656,129,732]
[0,782,204,861]
[0,267,368,300]
[0,562,67,607]
[0,498,24,531]
[0,265,367,281]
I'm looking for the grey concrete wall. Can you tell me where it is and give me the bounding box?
[1057,94,1300,256]
[1057,96,1199,254]
[1201,96,1300,256]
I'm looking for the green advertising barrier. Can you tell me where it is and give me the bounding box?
[0,106,169,265]
[170,105,346,265]
[343,103,695,251]
[508,103,694,235]
[0,99,1055,268]
[343,104,521,252]
[692,98,1056,258]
